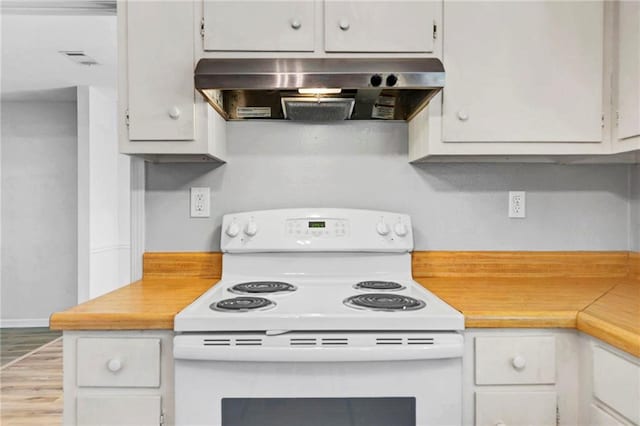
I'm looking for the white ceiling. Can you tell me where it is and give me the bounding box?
[1,12,117,100]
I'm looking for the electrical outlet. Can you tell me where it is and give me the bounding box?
[190,187,210,218]
[508,191,526,218]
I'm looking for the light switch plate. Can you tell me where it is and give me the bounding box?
[190,187,210,218]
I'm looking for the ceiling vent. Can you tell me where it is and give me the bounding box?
[59,51,99,66]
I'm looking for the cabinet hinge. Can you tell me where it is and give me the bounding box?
[125,109,130,127]
[159,412,165,426]
[615,111,620,127]
[556,403,560,426]
[200,17,205,38]
[432,22,437,40]
[601,113,605,128]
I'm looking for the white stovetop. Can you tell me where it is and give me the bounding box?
[174,274,464,332]
[175,209,464,333]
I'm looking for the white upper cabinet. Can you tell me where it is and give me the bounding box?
[615,0,640,146]
[126,1,195,141]
[324,1,437,53]
[119,0,226,160]
[442,1,605,143]
[203,1,315,52]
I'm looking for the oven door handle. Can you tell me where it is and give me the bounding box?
[174,343,463,362]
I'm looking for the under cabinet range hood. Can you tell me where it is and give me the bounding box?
[194,58,444,122]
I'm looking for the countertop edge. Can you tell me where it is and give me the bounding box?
[577,311,640,358]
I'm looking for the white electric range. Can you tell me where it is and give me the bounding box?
[174,208,464,426]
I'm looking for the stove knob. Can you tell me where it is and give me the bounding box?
[394,222,408,237]
[376,221,390,236]
[244,220,258,237]
[225,222,240,238]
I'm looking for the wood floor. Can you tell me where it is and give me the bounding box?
[0,336,63,425]
[1,328,61,366]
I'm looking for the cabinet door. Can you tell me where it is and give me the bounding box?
[475,391,556,426]
[593,346,640,425]
[443,1,604,143]
[325,1,437,53]
[203,1,314,52]
[126,1,195,140]
[590,404,626,426]
[77,395,161,426]
[616,0,640,141]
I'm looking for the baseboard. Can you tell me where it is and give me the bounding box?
[0,318,50,328]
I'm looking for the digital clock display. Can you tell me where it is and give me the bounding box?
[308,221,326,228]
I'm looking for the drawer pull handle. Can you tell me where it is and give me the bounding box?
[339,20,350,31]
[168,106,181,120]
[511,355,526,370]
[107,358,122,373]
[457,110,469,121]
[290,19,302,30]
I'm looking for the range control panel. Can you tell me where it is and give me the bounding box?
[286,218,349,238]
[221,208,413,253]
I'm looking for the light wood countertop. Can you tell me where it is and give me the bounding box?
[50,251,640,357]
[416,277,619,328]
[577,280,640,357]
[417,277,639,358]
[50,278,216,330]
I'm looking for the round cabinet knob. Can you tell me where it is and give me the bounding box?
[394,222,408,237]
[511,355,526,370]
[376,221,390,236]
[244,221,258,237]
[339,20,350,31]
[168,106,181,120]
[226,222,240,238]
[457,110,469,121]
[290,19,302,30]
[107,358,122,373]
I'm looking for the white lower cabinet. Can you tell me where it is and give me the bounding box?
[76,395,161,426]
[463,330,576,426]
[590,404,628,426]
[475,391,557,426]
[63,331,173,426]
[61,329,640,425]
[591,344,640,425]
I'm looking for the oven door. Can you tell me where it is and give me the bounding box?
[174,332,463,426]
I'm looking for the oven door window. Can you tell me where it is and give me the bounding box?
[221,397,415,426]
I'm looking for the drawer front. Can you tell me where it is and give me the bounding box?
[593,346,640,425]
[590,404,627,426]
[203,1,315,52]
[77,395,161,426]
[77,338,160,388]
[476,391,557,426]
[475,336,556,385]
[325,1,436,53]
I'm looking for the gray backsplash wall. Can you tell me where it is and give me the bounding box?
[146,122,632,252]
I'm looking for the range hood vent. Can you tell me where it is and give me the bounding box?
[195,58,444,122]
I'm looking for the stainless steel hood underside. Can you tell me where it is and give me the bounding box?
[195,58,445,121]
